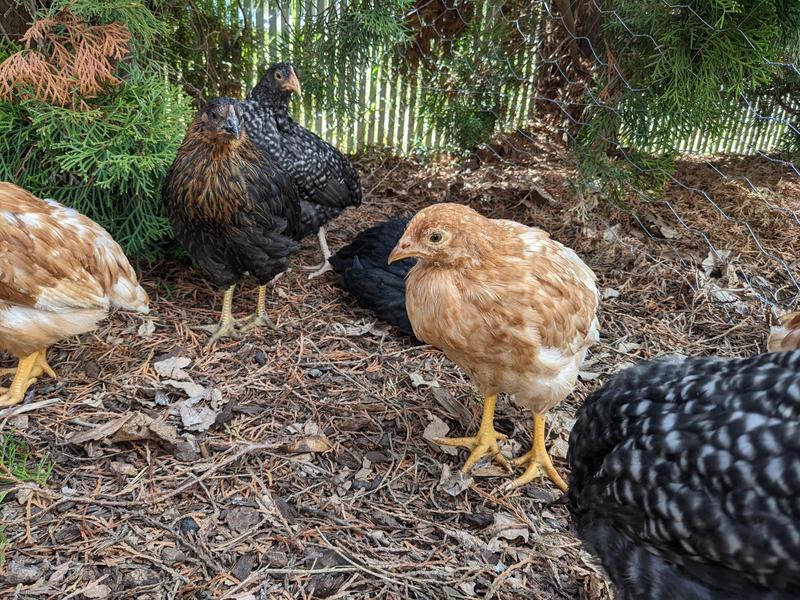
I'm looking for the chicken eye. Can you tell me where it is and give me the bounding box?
[275,71,284,81]
[429,231,443,243]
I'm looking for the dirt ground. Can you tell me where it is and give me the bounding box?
[1,130,798,599]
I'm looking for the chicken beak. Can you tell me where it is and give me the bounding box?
[283,67,303,99]
[224,110,240,138]
[388,241,416,264]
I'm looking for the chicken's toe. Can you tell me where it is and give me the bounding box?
[434,428,511,473]
[204,320,240,345]
[238,313,278,333]
[505,415,567,492]
[305,261,333,279]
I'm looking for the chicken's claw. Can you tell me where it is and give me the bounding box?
[0,350,55,407]
[238,313,278,333]
[197,285,240,346]
[503,415,567,492]
[238,284,279,333]
[305,261,333,279]
[432,393,512,473]
[434,429,512,472]
[203,319,239,346]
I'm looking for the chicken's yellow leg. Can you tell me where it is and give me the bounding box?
[206,285,238,344]
[239,284,278,332]
[0,352,44,407]
[434,394,511,472]
[506,415,567,492]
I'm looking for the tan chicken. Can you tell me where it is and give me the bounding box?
[768,310,800,352]
[389,203,599,491]
[0,182,149,406]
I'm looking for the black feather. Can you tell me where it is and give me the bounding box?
[242,64,361,240]
[566,351,800,599]
[328,217,419,340]
[163,97,301,289]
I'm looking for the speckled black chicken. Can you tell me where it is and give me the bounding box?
[163,97,301,342]
[241,63,362,278]
[329,217,418,340]
[566,351,800,600]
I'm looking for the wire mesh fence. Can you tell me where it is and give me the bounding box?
[196,0,797,312]
[2,0,798,307]
[192,1,797,156]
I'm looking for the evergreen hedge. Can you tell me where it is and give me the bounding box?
[0,1,194,258]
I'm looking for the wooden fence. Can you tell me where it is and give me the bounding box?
[226,1,793,156]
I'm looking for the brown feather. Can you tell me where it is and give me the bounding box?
[0,182,148,357]
[768,310,800,352]
[166,118,267,225]
[398,203,599,415]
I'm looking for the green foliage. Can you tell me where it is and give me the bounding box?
[0,1,194,257]
[167,0,414,110]
[0,69,193,256]
[0,434,53,568]
[600,0,783,149]
[49,0,169,51]
[416,3,536,152]
[165,0,253,100]
[282,0,414,124]
[163,1,541,152]
[777,0,800,59]
[576,0,800,189]
[0,434,52,496]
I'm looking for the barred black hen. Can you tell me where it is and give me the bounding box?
[241,63,362,278]
[566,352,800,600]
[329,217,418,340]
[163,97,300,342]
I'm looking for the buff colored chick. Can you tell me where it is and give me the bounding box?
[389,203,599,491]
[0,182,149,406]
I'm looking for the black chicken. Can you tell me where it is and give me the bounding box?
[163,97,300,342]
[241,62,363,278]
[329,217,418,340]
[566,351,800,600]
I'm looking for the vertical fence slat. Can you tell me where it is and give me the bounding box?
[405,68,418,153]
[741,103,761,154]
[366,61,378,147]
[414,67,427,151]
[395,64,408,154]
[384,62,395,147]
[308,0,328,139]
[256,0,266,78]
[354,56,368,152]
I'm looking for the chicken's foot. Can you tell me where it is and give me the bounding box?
[0,350,55,407]
[304,227,333,279]
[239,284,278,332]
[505,414,567,492]
[434,394,511,472]
[200,285,239,345]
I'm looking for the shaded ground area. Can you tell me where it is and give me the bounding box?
[1,133,798,599]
